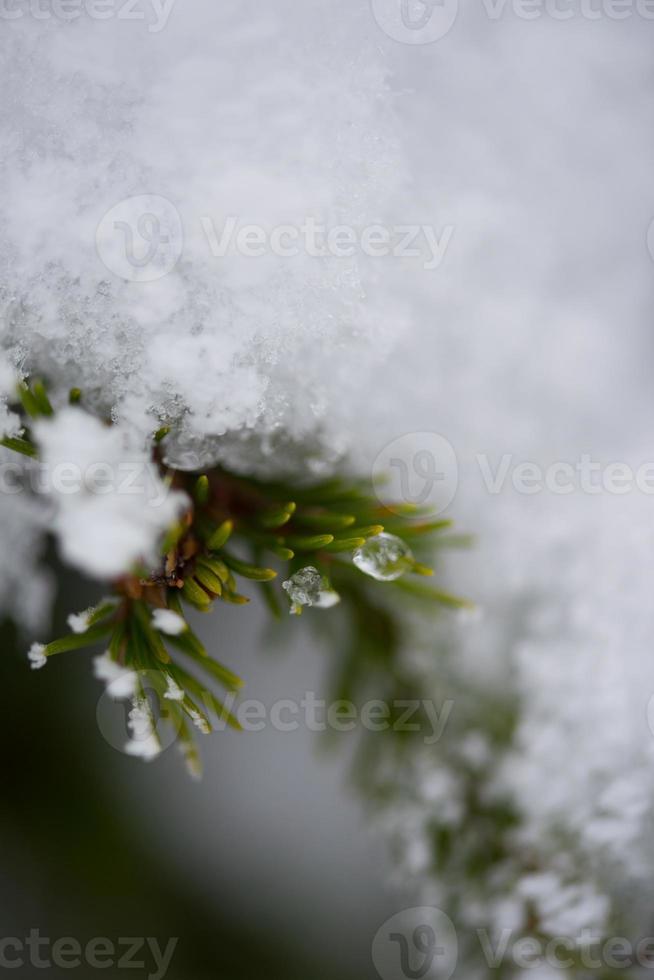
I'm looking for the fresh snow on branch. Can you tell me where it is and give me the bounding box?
[1,1,653,967]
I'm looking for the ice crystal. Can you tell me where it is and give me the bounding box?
[282,566,340,615]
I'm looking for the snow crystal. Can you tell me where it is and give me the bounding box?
[282,566,340,614]
[93,652,138,700]
[0,351,21,440]
[67,610,91,634]
[125,698,162,761]
[163,675,185,702]
[33,408,187,579]
[188,708,210,736]
[27,642,47,670]
[151,608,186,637]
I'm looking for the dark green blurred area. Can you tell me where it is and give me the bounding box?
[0,566,376,980]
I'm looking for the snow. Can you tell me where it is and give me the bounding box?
[0,352,22,441]
[27,642,47,670]
[93,652,138,700]
[125,697,162,760]
[152,608,186,636]
[67,608,93,633]
[0,2,404,474]
[163,675,185,702]
[33,408,187,578]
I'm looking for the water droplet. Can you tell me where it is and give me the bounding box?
[282,566,340,615]
[352,532,413,581]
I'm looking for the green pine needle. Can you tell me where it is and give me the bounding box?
[206,520,234,551]
[222,553,277,582]
[285,533,334,551]
[0,436,38,458]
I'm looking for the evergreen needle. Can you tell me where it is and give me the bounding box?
[206,519,234,551]
[0,436,38,458]
[295,512,356,531]
[32,381,53,416]
[322,536,366,553]
[285,533,334,551]
[222,553,277,581]
[194,474,210,504]
[45,622,115,657]
[259,502,296,528]
[182,577,213,609]
[194,563,223,596]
